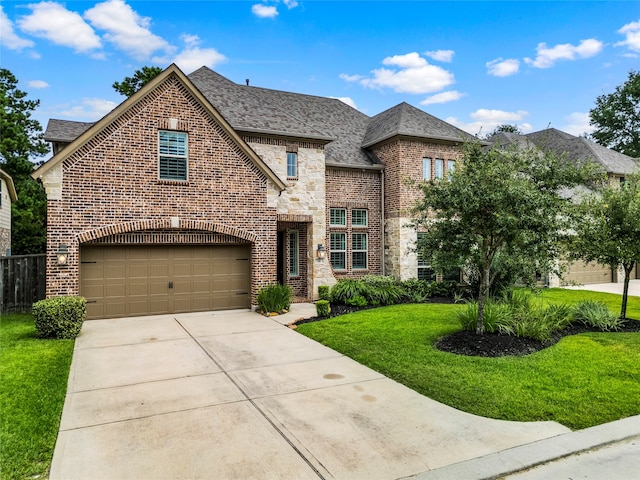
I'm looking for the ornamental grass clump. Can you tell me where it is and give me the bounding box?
[573,300,624,331]
[315,300,331,317]
[257,284,292,314]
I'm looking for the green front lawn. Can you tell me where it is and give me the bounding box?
[297,289,640,430]
[0,314,74,480]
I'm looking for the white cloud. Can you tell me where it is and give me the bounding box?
[252,4,278,18]
[425,49,454,63]
[18,2,101,53]
[524,38,603,68]
[486,58,520,77]
[560,112,594,136]
[339,73,364,82]
[0,6,35,50]
[446,109,531,136]
[420,90,465,105]
[359,52,455,94]
[330,96,358,109]
[165,34,226,73]
[615,19,640,52]
[85,0,170,60]
[28,80,49,88]
[283,0,299,8]
[58,98,117,120]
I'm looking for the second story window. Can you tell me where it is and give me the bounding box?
[287,152,298,178]
[159,130,187,181]
[435,158,444,179]
[448,160,456,174]
[352,209,367,227]
[423,157,432,180]
[330,208,346,226]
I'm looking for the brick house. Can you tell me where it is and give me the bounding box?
[0,169,18,256]
[33,64,477,319]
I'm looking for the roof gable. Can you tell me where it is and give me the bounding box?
[362,102,478,147]
[33,64,285,190]
[0,169,18,202]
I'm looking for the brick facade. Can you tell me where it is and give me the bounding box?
[42,74,278,301]
[325,167,383,279]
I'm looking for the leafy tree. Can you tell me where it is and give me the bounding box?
[112,66,163,97]
[589,70,640,158]
[485,124,523,139]
[413,142,600,334]
[0,68,49,254]
[569,175,640,319]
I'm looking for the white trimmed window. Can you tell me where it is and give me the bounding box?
[288,230,299,277]
[448,160,456,173]
[435,158,444,179]
[352,209,367,227]
[423,157,432,180]
[159,131,188,180]
[287,152,298,178]
[352,233,368,270]
[417,233,436,281]
[330,232,346,270]
[330,208,346,226]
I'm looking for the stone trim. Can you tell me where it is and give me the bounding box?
[84,230,250,245]
[277,213,313,223]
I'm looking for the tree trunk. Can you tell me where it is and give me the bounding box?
[620,262,634,319]
[476,260,491,335]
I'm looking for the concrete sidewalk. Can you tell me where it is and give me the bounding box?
[562,279,640,297]
[50,305,571,480]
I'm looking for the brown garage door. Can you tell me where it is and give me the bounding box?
[81,245,251,319]
[564,259,612,285]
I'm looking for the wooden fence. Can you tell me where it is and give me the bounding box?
[0,254,46,314]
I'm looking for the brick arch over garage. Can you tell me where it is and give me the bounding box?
[77,218,258,244]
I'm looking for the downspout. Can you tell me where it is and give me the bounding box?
[381,169,385,276]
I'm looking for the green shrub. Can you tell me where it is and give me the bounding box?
[318,285,330,301]
[257,284,292,314]
[401,279,431,303]
[458,300,512,334]
[430,280,458,298]
[32,296,87,339]
[315,300,331,317]
[573,300,623,331]
[330,279,374,305]
[346,295,368,307]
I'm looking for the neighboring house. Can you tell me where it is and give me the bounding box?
[488,129,640,286]
[33,64,477,319]
[0,169,18,256]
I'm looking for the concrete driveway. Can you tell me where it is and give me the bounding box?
[50,306,573,480]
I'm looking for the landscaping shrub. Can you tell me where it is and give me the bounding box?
[346,295,368,307]
[430,280,459,298]
[257,284,292,314]
[401,279,431,303]
[32,296,87,339]
[330,279,375,305]
[573,300,623,331]
[458,300,512,334]
[318,285,330,301]
[315,300,331,317]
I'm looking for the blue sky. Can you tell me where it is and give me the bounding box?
[2,0,639,143]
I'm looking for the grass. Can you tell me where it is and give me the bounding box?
[297,288,640,430]
[0,313,74,480]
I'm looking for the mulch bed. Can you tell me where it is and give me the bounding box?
[295,300,640,358]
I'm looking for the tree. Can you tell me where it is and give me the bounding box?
[485,124,523,139]
[413,142,599,334]
[589,70,640,158]
[569,175,640,319]
[112,66,163,97]
[0,68,49,254]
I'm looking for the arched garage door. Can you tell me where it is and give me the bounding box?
[81,245,251,319]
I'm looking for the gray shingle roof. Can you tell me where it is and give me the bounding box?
[43,67,476,169]
[44,119,94,143]
[525,128,638,175]
[362,102,478,148]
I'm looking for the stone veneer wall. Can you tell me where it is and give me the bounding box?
[41,73,278,301]
[372,138,463,280]
[325,167,383,279]
[246,138,336,298]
